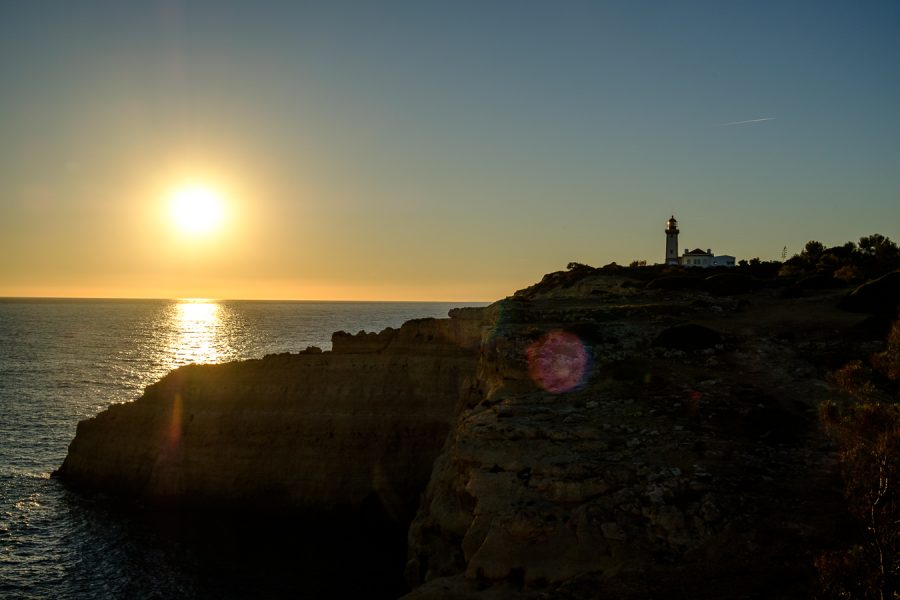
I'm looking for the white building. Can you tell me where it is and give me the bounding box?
[681,248,736,268]
[664,216,736,268]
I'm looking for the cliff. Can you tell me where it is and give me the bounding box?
[404,273,875,599]
[57,268,898,598]
[56,313,484,524]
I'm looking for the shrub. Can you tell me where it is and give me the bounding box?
[818,400,899,600]
[818,320,900,600]
[835,265,861,284]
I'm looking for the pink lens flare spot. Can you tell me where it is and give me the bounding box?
[526,330,590,394]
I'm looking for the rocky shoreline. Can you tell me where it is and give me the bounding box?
[56,267,897,598]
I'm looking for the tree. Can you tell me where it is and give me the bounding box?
[858,234,893,257]
[802,240,826,263]
[853,234,900,279]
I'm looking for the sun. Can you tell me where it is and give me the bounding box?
[169,184,225,235]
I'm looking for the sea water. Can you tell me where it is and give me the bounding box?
[0,298,487,599]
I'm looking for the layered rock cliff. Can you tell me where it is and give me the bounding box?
[57,313,485,524]
[404,273,877,598]
[57,267,896,599]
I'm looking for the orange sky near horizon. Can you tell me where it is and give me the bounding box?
[1,155,532,301]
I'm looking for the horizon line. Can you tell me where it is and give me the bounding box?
[0,295,495,304]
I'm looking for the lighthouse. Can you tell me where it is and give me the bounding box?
[665,215,679,265]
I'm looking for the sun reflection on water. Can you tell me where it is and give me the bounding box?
[170,299,226,366]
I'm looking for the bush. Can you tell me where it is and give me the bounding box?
[818,320,900,600]
[835,265,861,284]
[818,400,899,600]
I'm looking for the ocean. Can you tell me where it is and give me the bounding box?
[0,298,488,599]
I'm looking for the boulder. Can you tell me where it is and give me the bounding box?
[840,271,900,315]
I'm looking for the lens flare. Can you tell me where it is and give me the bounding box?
[526,330,590,393]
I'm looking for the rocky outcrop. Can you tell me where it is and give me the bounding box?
[58,267,888,599]
[56,313,485,524]
[840,270,900,314]
[404,281,870,599]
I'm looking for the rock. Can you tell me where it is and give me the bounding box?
[701,272,761,296]
[781,273,849,298]
[848,314,894,341]
[652,323,723,351]
[601,522,627,541]
[56,266,879,600]
[645,276,702,291]
[331,328,395,353]
[56,314,485,524]
[840,270,900,314]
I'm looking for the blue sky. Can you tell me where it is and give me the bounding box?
[2,1,898,299]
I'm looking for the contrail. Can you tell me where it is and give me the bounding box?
[717,117,775,126]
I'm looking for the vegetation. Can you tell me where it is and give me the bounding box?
[531,233,898,301]
[817,319,900,600]
[781,235,900,281]
[541,235,900,597]
[564,233,897,283]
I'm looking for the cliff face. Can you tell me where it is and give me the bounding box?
[404,274,877,599]
[57,312,484,524]
[58,269,890,599]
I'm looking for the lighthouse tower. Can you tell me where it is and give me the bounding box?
[665,215,680,265]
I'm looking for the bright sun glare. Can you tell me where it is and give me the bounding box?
[169,184,225,235]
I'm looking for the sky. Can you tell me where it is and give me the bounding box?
[2,1,898,301]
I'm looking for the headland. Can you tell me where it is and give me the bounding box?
[56,263,900,598]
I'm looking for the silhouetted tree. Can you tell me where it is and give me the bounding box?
[853,235,900,279]
[858,234,897,258]
[843,241,858,254]
[803,240,827,263]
